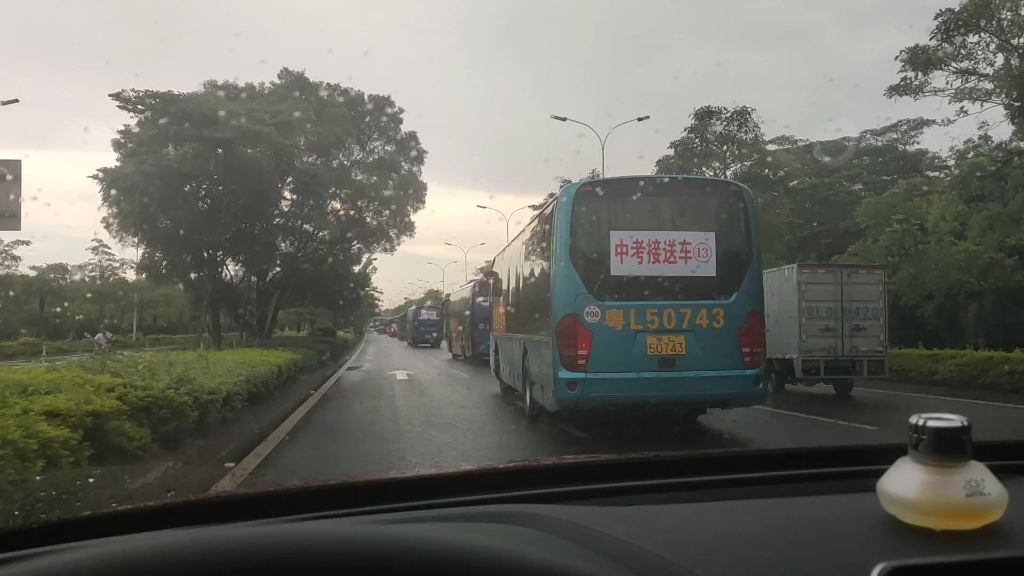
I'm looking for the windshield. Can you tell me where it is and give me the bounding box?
[3,0,1024,531]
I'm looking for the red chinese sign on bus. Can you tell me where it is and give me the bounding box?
[609,231,716,277]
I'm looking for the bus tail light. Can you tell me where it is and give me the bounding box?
[737,312,766,369]
[556,313,593,372]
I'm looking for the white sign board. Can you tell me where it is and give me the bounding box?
[420,309,439,319]
[609,230,716,277]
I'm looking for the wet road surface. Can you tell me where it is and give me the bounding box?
[240,333,1024,489]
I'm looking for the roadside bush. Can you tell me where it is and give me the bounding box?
[889,349,1024,394]
[0,348,311,481]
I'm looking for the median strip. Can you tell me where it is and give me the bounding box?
[208,334,368,493]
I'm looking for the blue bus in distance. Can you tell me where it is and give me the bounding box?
[443,270,501,361]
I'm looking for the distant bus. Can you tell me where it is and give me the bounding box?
[394,313,408,341]
[443,270,501,361]
[370,316,388,334]
[405,304,444,348]
[489,175,766,421]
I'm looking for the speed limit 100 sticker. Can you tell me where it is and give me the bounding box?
[582,305,602,323]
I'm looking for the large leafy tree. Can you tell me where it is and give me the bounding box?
[93,68,427,347]
[654,105,766,179]
[886,0,1024,139]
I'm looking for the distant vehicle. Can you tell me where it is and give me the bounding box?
[763,263,888,397]
[489,175,766,421]
[442,270,500,361]
[395,313,408,341]
[369,316,388,334]
[405,304,443,348]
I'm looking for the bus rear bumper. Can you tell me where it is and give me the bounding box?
[552,369,766,412]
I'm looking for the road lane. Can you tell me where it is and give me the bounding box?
[237,334,1024,491]
[240,334,584,488]
[239,335,890,490]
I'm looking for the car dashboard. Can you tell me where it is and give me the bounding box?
[1,469,1023,576]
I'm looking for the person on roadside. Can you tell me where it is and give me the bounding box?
[94,324,115,352]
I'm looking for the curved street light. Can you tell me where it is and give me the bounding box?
[549,114,650,177]
[426,260,459,295]
[444,241,486,283]
[475,204,531,244]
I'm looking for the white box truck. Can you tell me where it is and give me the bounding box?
[763,263,888,397]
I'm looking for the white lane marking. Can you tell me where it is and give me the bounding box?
[388,370,414,380]
[857,386,1024,409]
[753,405,879,430]
[558,423,590,438]
[451,369,469,378]
[208,334,369,493]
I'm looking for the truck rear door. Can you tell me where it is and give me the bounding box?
[841,267,886,357]
[799,266,842,357]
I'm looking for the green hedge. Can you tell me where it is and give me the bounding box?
[0,333,359,469]
[0,348,307,476]
[889,349,1024,394]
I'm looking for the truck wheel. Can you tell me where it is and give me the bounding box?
[766,371,785,394]
[833,379,854,398]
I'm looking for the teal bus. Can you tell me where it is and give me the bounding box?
[489,175,766,421]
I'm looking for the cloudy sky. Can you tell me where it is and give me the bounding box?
[0,0,979,307]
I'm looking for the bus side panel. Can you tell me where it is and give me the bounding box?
[526,337,556,411]
[492,334,524,392]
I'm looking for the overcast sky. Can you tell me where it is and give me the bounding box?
[0,0,981,307]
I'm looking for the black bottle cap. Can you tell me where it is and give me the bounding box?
[908,413,972,463]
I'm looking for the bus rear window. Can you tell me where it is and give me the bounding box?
[419,307,442,319]
[569,177,752,302]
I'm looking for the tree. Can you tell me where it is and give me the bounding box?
[0,238,30,274]
[473,259,493,276]
[84,238,131,283]
[886,0,1024,139]
[530,168,601,212]
[654,105,766,179]
[381,288,444,318]
[93,68,427,347]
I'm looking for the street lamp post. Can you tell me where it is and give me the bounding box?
[475,204,531,244]
[132,241,140,341]
[549,114,650,177]
[426,260,459,295]
[444,241,486,282]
